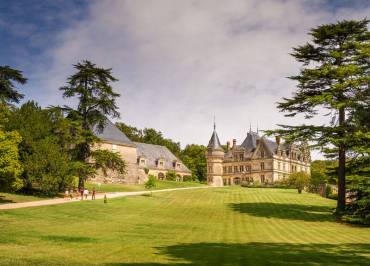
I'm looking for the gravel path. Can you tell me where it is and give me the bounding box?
[0,186,208,210]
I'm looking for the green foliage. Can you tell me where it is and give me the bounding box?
[0,65,27,104]
[59,60,121,187]
[266,19,370,211]
[5,101,75,195]
[116,122,181,157]
[92,149,126,176]
[165,170,177,181]
[182,175,194,182]
[0,130,23,191]
[23,137,74,195]
[289,172,311,194]
[145,175,157,195]
[115,122,143,142]
[180,144,207,181]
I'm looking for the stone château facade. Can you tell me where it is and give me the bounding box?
[91,120,191,184]
[206,124,311,186]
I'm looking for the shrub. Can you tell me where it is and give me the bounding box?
[183,175,193,182]
[288,172,311,194]
[165,170,176,181]
[145,175,157,196]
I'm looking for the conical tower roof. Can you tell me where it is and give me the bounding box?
[207,121,223,151]
[208,130,222,150]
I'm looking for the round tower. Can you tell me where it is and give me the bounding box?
[206,123,224,187]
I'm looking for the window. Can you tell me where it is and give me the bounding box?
[234,166,238,173]
[176,163,181,168]
[112,144,117,151]
[261,162,265,170]
[261,175,265,183]
[228,166,232,173]
[283,163,286,171]
[208,166,212,173]
[261,150,265,158]
[223,167,227,173]
[278,162,281,170]
[239,154,244,161]
[240,165,244,172]
[140,159,146,166]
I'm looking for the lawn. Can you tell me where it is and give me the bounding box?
[0,187,369,265]
[85,180,205,193]
[0,192,48,204]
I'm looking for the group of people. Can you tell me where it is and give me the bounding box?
[64,187,96,200]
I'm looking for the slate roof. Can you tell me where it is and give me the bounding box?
[207,130,223,150]
[241,132,260,151]
[93,119,135,146]
[135,142,191,173]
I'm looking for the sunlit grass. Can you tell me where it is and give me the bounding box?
[0,187,369,265]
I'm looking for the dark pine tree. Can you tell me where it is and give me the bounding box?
[268,19,370,213]
[60,60,121,187]
[0,66,27,104]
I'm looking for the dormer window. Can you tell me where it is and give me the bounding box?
[176,163,181,169]
[261,150,265,158]
[138,156,147,166]
[157,158,165,168]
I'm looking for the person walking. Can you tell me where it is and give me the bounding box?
[84,189,89,200]
[92,188,96,200]
[80,188,84,200]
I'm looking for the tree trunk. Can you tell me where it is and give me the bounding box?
[337,107,346,212]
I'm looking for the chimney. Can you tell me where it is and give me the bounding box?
[226,141,230,152]
[232,139,237,149]
[275,135,281,146]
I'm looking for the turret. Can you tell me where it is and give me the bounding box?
[206,123,224,187]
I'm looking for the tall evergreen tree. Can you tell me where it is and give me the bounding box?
[269,20,370,212]
[60,60,123,187]
[0,66,27,104]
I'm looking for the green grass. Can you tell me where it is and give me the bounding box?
[0,192,47,204]
[85,180,205,193]
[0,187,369,265]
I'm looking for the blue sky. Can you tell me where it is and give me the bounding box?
[0,0,369,157]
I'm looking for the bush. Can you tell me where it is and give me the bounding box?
[145,175,157,196]
[288,172,310,193]
[183,175,194,182]
[165,170,177,181]
[325,185,332,198]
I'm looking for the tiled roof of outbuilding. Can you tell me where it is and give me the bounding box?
[93,119,135,146]
[135,142,191,173]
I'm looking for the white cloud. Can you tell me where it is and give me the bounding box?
[31,0,370,159]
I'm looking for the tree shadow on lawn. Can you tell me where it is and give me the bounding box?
[105,242,370,265]
[229,202,335,222]
[0,195,17,204]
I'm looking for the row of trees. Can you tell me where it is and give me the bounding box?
[269,19,369,224]
[0,61,126,195]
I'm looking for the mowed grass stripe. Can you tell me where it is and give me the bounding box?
[0,187,370,265]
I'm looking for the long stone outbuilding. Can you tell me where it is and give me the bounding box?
[92,120,191,184]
